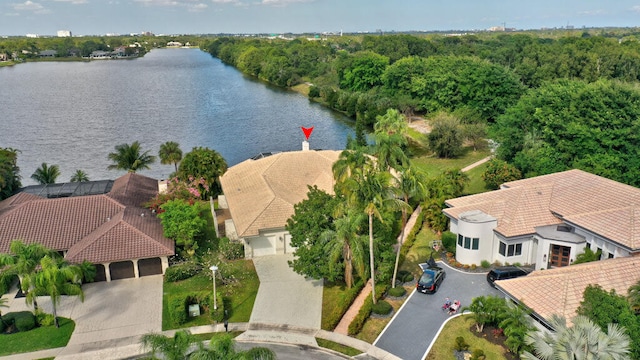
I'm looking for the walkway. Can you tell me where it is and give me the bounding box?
[460,155,492,172]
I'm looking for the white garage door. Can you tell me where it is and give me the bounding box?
[251,237,276,257]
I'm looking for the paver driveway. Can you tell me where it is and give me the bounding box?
[373,262,501,360]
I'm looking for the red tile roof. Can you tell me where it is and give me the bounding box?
[444,169,640,250]
[0,173,174,264]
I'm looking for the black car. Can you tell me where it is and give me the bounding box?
[416,266,446,294]
[486,266,529,287]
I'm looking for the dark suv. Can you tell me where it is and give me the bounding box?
[417,266,446,294]
[486,266,529,287]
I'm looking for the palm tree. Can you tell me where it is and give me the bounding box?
[373,108,409,172]
[28,256,84,328]
[70,169,89,182]
[498,300,534,355]
[521,315,631,360]
[141,330,195,360]
[391,165,425,288]
[0,240,58,311]
[628,280,640,315]
[190,333,276,360]
[107,141,155,173]
[0,297,8,327]
[30,162,60,184]
[332,149,368,197]
[321,211,367,289]
[159,141,183,173]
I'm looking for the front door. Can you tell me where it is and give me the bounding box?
[550,245,571,267]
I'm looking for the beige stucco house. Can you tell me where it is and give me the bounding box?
[219,148,340,258]
[443,169,640,270]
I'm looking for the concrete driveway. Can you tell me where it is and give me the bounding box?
[3,275,163,346]
[247,254,323,329]
[373,262,501,360]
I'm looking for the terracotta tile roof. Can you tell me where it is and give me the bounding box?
[219,150,340,237]
[444,169,640,249]
[0,173,174,263]
[497,256,640,326]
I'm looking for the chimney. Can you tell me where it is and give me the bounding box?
[302,140,309,151]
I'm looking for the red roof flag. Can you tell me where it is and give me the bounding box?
[301,126,314,140]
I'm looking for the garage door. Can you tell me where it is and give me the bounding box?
[110,261,135,280]
[94,264,107,282]
[284,234,294,254]
[251,237,276,257]
[139,258,163,276]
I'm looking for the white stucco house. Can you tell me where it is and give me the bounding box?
[443,169,640,270]
[219,146,340,258]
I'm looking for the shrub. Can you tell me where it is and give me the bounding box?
[512,262,522,267]
[463,264,470,269]
[35,311,55,327]
[348,298,372,335]
[308,85,320,98]
[323,281,364,331]
[454,336,470,351]
[0,318,5,333]
[441,231,457,253]
[471,349,486,360]
[401,272,414,283]
[470,264,477,270]
[218,237,244,260]
[14,312,36,332]
[165,261,201,282]
[169,295,188,325]
[372,300,393,315]
[493,260,503,267]
[388,286,406,297]
[480,260,491,269]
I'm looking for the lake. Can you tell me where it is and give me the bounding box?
[0,48,354,185]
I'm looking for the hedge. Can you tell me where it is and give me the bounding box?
[4,311,37,332]
[322,281,364,331]
[372,300,393,315]
[388,286,406,297]
[165,261,202,282]
[347,283,388,336]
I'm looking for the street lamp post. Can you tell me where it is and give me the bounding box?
[209,265,218,310]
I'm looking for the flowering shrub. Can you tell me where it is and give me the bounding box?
[146,176,209,212]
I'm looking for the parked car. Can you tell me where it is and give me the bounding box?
[486,266,529,287]
[416,265,446,294]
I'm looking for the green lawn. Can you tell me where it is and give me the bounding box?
[316,338,363,357]
[0,317,75,356]
[463,161,490,195]
[321,281,364,331]
[412,148,491,179]
[425,315,508,360]
[162,259,259,330]
[399,226,440,277]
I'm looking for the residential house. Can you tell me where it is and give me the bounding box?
[219,147,340,258]
[38,50,57,58]
[443,169,640,270]
[0,173,174,282]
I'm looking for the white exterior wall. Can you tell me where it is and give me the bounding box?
[533,237,584,270]
[243,228,294,258]
[573,227,631,259]
[492,235,534,266]
[455,215,497,265]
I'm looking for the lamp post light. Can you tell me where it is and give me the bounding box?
[209,265,218,310]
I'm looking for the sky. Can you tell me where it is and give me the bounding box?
[1,0,640,37]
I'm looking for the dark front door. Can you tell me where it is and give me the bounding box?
[550,245,571,267]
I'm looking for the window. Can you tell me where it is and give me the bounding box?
[499,241,522,257]
[608,252,614,259]
[464,237,471,249]
[458,234,463,246]
[472,238,479,250]
[586,242,591,249]
[458,235,480,250]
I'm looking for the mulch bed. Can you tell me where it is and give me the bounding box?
[469,324,520,360]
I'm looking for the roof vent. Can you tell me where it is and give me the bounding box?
[141,213,145,217]
[557,225,572,232]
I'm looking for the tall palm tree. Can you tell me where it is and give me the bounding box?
[141,330,195,360]
[321,211,367,289]
[28,256,84,328]
[332,149,368,197]
[521,315,631,360]
[391,165,426,288]
[30,162,60,184]
[0,240,58,311]
[70,169,89,182]
[190,332,276,360]
[107,141,155,173]
[628,280,640,315]
[374,108,409,172]
[159,141,183,173]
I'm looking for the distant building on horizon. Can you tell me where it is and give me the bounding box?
[57,30,72,37]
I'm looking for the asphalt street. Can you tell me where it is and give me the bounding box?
[373,263,501,360]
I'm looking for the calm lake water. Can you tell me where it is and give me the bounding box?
[0,48,354,185]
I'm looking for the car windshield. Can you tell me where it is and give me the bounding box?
[420,270,435,285]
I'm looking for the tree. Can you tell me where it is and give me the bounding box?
[31,162,60,184]
[521,315,631,360]
[427,113,464,158]
[481,159,522,190]
[0,297,8,327]
[141,330,195,360]
[158,200,207,256]
[338,51,389,92]
[159,141,183,173]
[0,240,58,311]
[321,211,367,288]
[70,169,89,182]
[190,332,276,360]
[628,280,640,315]
[373,108,409,172]
[391,165,425,288]
[177,147,227,199]
[286,186,341,281]
[498,300,535,355]
[107,141,156,173]
[0,147,22,200]
[461,295,506,333]
[571,247,602,265]
[577,284,640,358]
[28,255,85,328]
